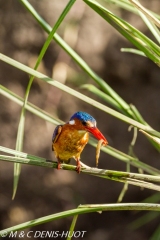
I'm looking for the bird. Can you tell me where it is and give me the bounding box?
[52,111,108,173]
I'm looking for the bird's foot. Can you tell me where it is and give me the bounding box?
[57,159,61,170]
[76,160,81,174]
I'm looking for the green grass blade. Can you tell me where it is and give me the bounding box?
[80,84,124,111]
[0,203,160,236]
[19,0,134,117]
[138,10,160,44]
[79,85,160,150]
[89,138,160,175]
[129,105,160,150]
[143,193,160,203]
[129,104,147,124]
[1,148,160,189]
[129,211,160,230]
[19,0,160,148]
[12,0,77,199]
[139,130,160,145]
[1,153,160,185]
[67,215,79,240]
[1,86,159,174]
[103,0,160,20]
[1,54,160,140]
[105,0,139,13]
[83,0,160,66]
[22,0,160,148]
[117,160,130,203]
[117,181,128,203]
[121,48,146,57]
[13,113,24,199]
[129,0,160,28]
[150,224,160,240]
[129,194,160,231]
[0,85,63,125]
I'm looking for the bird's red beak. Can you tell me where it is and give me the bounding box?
[86,127,108,145]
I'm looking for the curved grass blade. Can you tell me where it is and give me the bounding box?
[129,193,160,231]
[129,0,160,28]
[80,84,124,111]
[80,85,160,150]
[89,138,160,175]
[19,0,134,118]
[139,130,160,145]
[129,105,160,151]
[1,148,160,191]
[0,85,63,125]
[103,0,160,20]
[150,224,160,240]
[18,0,160,149]
[129,211,160,230]
[137,10,160,44]
[1,86,159,174]
[117,127,137,203]
[83,0,160,66]
[67,215,78,240]
[12,0,76,199]
[1,203,160,236]
[121,48,146,57]
[1,54,160,140]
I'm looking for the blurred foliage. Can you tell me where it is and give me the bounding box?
[0,0,160,239]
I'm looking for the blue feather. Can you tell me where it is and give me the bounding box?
[52,124,62,142]
[70,111,96,123]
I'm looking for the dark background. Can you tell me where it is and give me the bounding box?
[0,1,160,239]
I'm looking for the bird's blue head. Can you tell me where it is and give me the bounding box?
[70,111,96,126]
[69,111,107,145]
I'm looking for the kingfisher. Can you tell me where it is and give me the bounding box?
[52,111,108,173]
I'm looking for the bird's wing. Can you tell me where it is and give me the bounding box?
[52,125,63,151]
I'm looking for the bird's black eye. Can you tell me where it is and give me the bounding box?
[82,121,87,126]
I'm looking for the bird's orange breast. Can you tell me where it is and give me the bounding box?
[52,124,89,161]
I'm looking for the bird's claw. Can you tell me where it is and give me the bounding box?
[76,160,81,174]
[57,160,61,170]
